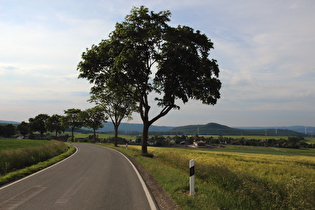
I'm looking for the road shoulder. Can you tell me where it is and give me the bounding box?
[122,153,178,210]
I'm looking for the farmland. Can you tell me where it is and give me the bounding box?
[103,143,315,209]
[0,138,53,151]
[0,138,74,185]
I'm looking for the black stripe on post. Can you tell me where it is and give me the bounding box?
[190,166,194,177]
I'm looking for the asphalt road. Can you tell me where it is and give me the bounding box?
[0,143,156,210]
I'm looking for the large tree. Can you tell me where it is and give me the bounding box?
[29,114,50,139]
[77,6,221,154]
[45,114,64,139]
[80,107,107,142]
[89,89,136,146]
[61,109,83,141]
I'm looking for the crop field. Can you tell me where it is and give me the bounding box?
[0,139,68,176]
[104,144,315,209]
[207,145,315,156]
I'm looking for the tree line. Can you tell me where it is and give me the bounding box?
[0,107,106,142]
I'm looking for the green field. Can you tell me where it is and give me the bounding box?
[0,138,68,176]
[0,138,54,151]
[65,132,138,141]
[102,143,315,209]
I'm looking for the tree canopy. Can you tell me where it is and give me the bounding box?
[29,114,49,140]
[45,114,63,138]
[61,108,83,141]
[78,6,221,154]
[80,107,106,142]
[17,121,29,138]
[89,89,136,146]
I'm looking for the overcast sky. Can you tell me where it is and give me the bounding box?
[1,0,315,127]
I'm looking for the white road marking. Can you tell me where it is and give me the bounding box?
[0,185,46,210]
[0,145,78,191]
[55,176,88,204]
[101,146,158,210]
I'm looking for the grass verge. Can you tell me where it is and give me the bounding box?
[0,144,76,187]
[99,143,315,210]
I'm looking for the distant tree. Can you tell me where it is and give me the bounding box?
[77,6,221,154]
[29,114,50,139]
[89,89,136,146]
[17,121,29,138]
[45,114,64,139]
[0,124,16,137]
[80,107,107,142]
[0,125,4,137]
[61,109,83,141]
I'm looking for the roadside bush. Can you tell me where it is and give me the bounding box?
[67,137,77,142]
[105,137,128,144]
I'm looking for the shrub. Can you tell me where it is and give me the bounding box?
[67,137,77,142]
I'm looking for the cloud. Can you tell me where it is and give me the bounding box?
[0,65,18,71]
[1,0,315,126]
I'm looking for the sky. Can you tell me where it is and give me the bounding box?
[1,0,315,127]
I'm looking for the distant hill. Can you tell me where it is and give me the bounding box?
[0,119,312,136]
[235,126,315,135]
[0,120,20,125]
[96,122,175,133]
[169,122,305,136]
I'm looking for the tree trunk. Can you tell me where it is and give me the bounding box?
[93,129,96,142]
[114,124,119,147]
[71,127,74,141]
[142,122,149,155]
[55,130,58,139]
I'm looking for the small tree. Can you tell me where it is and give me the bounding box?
[89,89,136,146]
[17,121,29,138]
[29,114,50,139]
[61,109,83,141]
[80,107,107,142]
[45,114,64,139]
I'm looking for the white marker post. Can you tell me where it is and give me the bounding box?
[190,159,195,196]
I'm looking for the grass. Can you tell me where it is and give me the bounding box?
[65,132,138,140]
[305,137,315,143]
[0,138,76,186]
[0,138,53,151]
[164,135,291,140]
[208,145,315,156]
[0,145,76,186]
[100,143,315,210]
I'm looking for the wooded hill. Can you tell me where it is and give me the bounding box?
[0,120,309,136]
[169,123,305,136]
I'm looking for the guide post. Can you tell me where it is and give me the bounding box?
[190,159,195,196]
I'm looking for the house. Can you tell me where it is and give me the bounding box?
[193,141,206,148]
[180,141,190,145]
[148,140,155,146]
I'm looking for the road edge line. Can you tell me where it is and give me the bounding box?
[0,145,79,191]
[102,146,158,210]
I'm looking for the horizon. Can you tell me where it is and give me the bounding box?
[1,119,314,129]
[1,1,315,127]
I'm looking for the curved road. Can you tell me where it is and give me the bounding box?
[0,143,156,210]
